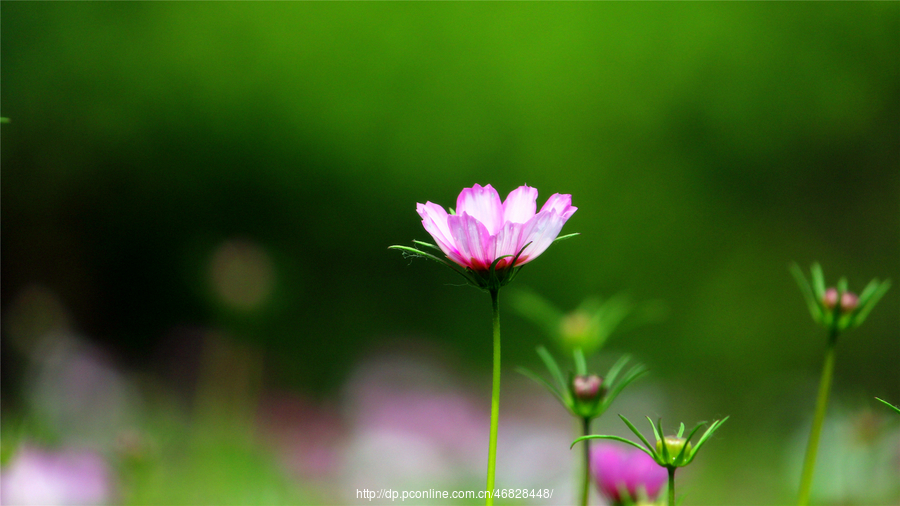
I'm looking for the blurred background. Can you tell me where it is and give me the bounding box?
[2,3,898,505]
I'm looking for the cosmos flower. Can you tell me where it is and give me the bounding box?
[416,184,576,273]
[591,443,667,505]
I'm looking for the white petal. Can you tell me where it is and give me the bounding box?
[502,186,538,224]
[455,184,503,236]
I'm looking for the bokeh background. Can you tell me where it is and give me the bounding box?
[2,3,898,505]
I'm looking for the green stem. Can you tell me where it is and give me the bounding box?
[485,288,501,506]
[580,417,592,506]
[797,329,838,506]
[668,467,676,506]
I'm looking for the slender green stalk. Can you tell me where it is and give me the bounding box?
[668,467,676,506]
[797,329,838,506]
[580,417,592,506]
[486,288,501,506]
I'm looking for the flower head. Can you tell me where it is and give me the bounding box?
[790,263,890,334]
[591,443,667,505]
[417,184,576,272]
[394,184,576,291]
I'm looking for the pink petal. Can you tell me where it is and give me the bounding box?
[456,184,503,235]
[515,210,567,264]
[502,186,538,224]
[447,213,493,271]
[491,221,526,269]
[539,193,577,220]
[417,202,468,267]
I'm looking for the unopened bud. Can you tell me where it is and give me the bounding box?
[572,375,603,400]
[823,288,839,310]
[840,291,859,313]
[656,436,692,465]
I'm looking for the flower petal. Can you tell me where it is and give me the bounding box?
[515,210,567,264]
[502,186,538,224]
[417,202,467,266]
[539,193,577,220]
[456,184,503,236]
[491,220,526,269]
[448,212,493,271]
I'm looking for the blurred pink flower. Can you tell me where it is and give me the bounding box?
[0,446,111,506]
[591,443,667,505]
[417,184,576,272]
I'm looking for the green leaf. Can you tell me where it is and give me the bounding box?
[680,422,707,461]
[536,346,567,392]
[875,397,900,414]
[837,277,848,294]
[655,418,669,463]
[619,414,656,456]
[510,289,564,339]
[852,279,890,327]
[600,364,647,413]
[412,240,442,252]
[573,347,587,376]
[790,263,822,322]
[604,355,631,385]
[553,232,580,243]
[570,435,655,459]
[389,245,477,285]
[686,416,729,464]
[677,422,685,438]
[517,366,567,407]
[811,263,826,300]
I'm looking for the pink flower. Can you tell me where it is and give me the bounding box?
[416,184,576,272]
[0,446,112,506]
[591,443,667,505]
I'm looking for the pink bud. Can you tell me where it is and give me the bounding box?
[823,288,839,310]
[840,291,859,313]
[573,375,602,400]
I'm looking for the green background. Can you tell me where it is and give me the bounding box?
[2,3,898,505]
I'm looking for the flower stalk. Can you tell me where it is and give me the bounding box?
[486,288,501,506]
[790,263,890,506]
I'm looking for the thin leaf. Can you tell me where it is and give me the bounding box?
[875,397,900,414]
[677,422,706,463]
[655,418,669,463]
[855,278,881,307]
[853,279,890,327]
[573,347,587,376]
[677,422,685,438]
[790,263,822,322]
[510,290,564,338]
[604,355,631,386]
[517,366,566,406]
[811,263,826,300]
[837,277,848,294]
[570,435,654,459]
[686,416,729,464]
[553,232,581,243]
[412,240,442,252]
[536,346,567,392]
[598,364,647,415]
[619,414,656,455]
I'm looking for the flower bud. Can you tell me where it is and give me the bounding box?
[572,375,603,400]
[823,288,839,310]
[656,436,692,465]
[840,291,859,313]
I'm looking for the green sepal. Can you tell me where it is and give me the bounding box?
[536,346,568,399]
[573,347,587,376]
[685,416,729,465]
[618,415,656,456]
[811,263,826,301]
[517,366,567,407]
[852,279,890,328]
[655,418,670,464]
[875,397,900,414]
[791,263,822,323]
[570,434,655,459]
[553,232,580,243]
[676,422,685,438]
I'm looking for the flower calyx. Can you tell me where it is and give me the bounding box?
[571,415,729,470]
[518,347,646,421]
[791,262,890,334]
